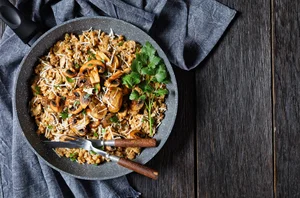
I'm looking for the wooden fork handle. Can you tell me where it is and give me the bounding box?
[114,138,156,147]
[118,158,158,180]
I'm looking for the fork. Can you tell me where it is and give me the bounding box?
[65,135,159,180]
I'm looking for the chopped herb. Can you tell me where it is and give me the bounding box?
[88,50,96,59]
[118,41,124,46]
[110,115,119,123]
[34,85,41,95]
[102,128,106,134]
[94,83,100,94]
[69,152,77,161]
[88,57,92,61]
[94,132,99,137]
[54,85,59,89]
[88,64,93,67]
[101,59,105,64]
[60,109,69,119]
[47,125,53,130]
[89,150,97,155]
[82,109,86,115]
[75,63,80,69]
[66,76,74,83]
[61,96,66,100]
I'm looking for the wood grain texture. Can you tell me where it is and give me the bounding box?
[195,1,273,197]
[274,0,300,197]
[128,68,196,198]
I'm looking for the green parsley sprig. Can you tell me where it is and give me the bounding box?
[122,41,169,136]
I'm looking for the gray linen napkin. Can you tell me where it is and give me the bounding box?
[0,0,236,197]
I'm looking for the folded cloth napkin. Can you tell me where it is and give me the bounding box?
[0,0,236,197]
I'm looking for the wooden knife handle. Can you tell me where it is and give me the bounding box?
[118,158,158,180]
[114,138,156,147]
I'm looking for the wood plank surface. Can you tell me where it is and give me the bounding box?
[274,0,300,197]
[128,68,196,198]
[195,1,273,197]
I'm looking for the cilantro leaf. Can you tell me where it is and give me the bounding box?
[129,90,139,100]
[154,88,169,96]
[148,55,161,68]
[141,41,156,57]
[122,72,141,88]
[139,94,146,101]
[131,53,147,73]
[155,64,167,82]
[141,67,156,76]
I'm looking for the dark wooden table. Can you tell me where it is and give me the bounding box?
[2,0,300,197]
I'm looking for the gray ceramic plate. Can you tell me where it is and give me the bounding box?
[13,17,178,180]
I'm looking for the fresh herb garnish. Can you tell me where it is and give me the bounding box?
[82,109,86,115]
[110,115,119,123]
[89,150,97,155]
[75,63,80,69]
[122,41,169,135]
[118,41,124,46]
[122,72,141,89]
[88,50,96,60]
[94,83,100,94]
[129,90,139,100]
[94,132,99,137]
[47,125,53,130]
[69,152,77,161]
[34,85,41,95]
[101,59,105,64]
[66,76,74,83]
[102,128,106,134]
[60,109,69,119]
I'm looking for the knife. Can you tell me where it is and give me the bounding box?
[44,138,157,148]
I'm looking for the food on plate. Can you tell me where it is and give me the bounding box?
[30,28,169,165]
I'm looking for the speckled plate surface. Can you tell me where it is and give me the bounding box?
[13,17,178,180]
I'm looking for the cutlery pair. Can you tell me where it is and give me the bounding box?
[44,136,158,179]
